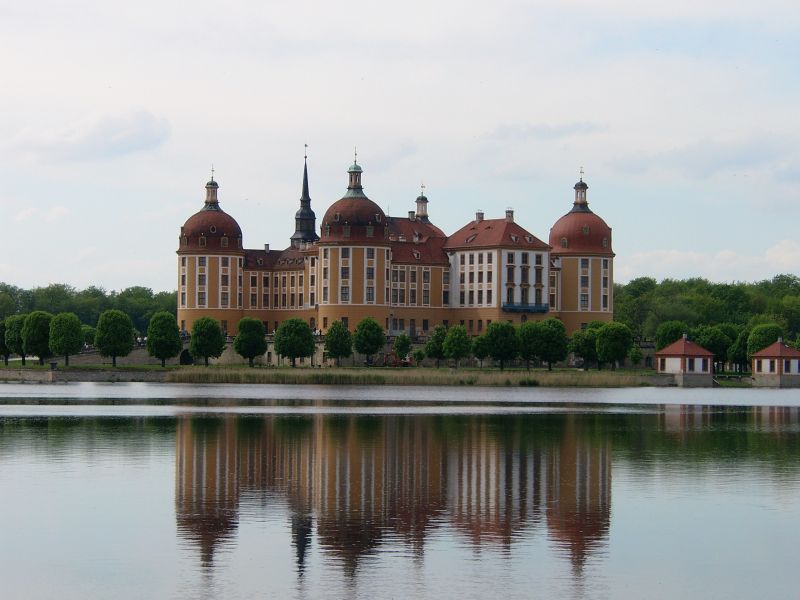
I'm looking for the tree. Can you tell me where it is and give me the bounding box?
[517,321,539,371]
[473,334,490,369]
[233,317,267,367]
[324,320,352,367]
[22,311,53,365]
[353,317,385,364]
[95,309,135,367]
[596,322,633,369]
[655,320,688,350]
[747,323,784,358]
[486,321,518,370]
[535,318,569,371]
[189,317,226,367]
[49,312,83,366]
[82,325,96,346]
[570,328,599,370]
[424,325,447,368]
[628,346,643,367]
[393,333,412,361]
[0,320,9,366]
[5,314,27,365]
[443,325,471,368]
[693,325,732,372]
[728,329,750,373]
[274,318,315,367]
[412,348,426,367]
[147,311,183,367]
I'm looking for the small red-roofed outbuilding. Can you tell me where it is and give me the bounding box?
[655,334,714,387]
[751,339,800,388]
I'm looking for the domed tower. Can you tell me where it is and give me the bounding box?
[548,172,614,334]
[290,152,319,248]
[315,157,391,332]
[177,174,245,336]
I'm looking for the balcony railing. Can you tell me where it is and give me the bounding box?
[502,302,549,313]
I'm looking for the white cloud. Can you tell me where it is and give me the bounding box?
[14,205,69,223]
[616,240,800,283]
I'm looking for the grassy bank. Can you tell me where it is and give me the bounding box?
[166,367,661,387]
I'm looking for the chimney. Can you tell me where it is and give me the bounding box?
[264,243,270,253]
[408,210,416,221]
[475,210,484,223]
[682,333,687,340]
[778,337,784,344]
[505,209,514,223]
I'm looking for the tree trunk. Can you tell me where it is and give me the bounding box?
[65,355,69,367]
[205,356,209,367]
[112,356,117,367]
[292,357,297,367]
[21,355,26,366]
[3,355,7,366]
[500,359,505,371]
[548,361,552,371]
[249,357,254,368]
[161,358,166,368]
[526,359,530,372]
[39,357,44,366]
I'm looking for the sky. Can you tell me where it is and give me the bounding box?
[2,0,799,293]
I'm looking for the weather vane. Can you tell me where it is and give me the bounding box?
[211,164,215,181]
[304,143,308,160]
[421,181,426,196]
[354,146,358,164]
[579,166,584,181]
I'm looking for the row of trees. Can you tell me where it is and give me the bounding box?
[0,283,175,333]
[614,274,800,341]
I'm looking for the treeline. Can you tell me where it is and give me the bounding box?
[614,274,800,340]
[0,283,176,332]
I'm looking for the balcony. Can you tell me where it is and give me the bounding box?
[502,302,549,313]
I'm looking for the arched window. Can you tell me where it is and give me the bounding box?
[561,237,568,248]
[602,237,608,248]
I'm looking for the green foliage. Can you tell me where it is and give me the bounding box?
[393,333,412,360]
[189,317,226,367]
[655,320,688,350]
[324,320,352,366]
[353,317,385,361]
[628,345,644,366]
[4,314,27,365]
[693,325,732,369]
[233,317,267,367]
[22,311,53,365]
[0,320,8,365]
[728,329,750,372]
[147,311,183,367]
[0,291,15,320]
[443,325,471,367]
[81,325,96,346]
[570,328,599,369]
[517,321,539,370]
[95,309,135,367]
[424,325,447,367]
[485,321,518,370]
[536,318,569,370]
[472,334,490,368]
[596,322,634,369]
[412,349,426,366]
[274,318,315,367]
[747,323,784,358]
[49,312,83,365]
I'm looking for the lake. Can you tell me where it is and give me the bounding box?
[1,383,798,599]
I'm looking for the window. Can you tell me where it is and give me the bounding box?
[535,269,542,285]
[581,258,589,269]
[250,293,257,306]
[367,267,375,280]
[274,276,279,287]
[469,253,474,265]
[603,259,609,269]
[410,289,416,304]
[443,272,450,285]
[263,293,269,306]
[181,274,186,286]
[478,253,483,265]
[507,253,514,263]
[422,289,429,305]
[478,290,483,304]
[341,248,350,259]
[392,289,398,303]
[399,270,406,283]
[290,293,295,306]
[468,290,474,304]
[310,274,315,286]
[756,360,762,373]
[198,274,206,286]
[785,360,792,374]
[535,288,542,304]
[478,271,483,283]
[487,253,493,264]
[487,271,493,283]
[180,292,186,306]
[251,275,257,287]
[323,267,328,280]
[221,292,229,307]
[580,294,589,310]
[366,225,374,237]
[423,270,430,283]
[399,289,406,303]
[507,266,514,283]
[221,237,228,248]
[460,272,465,284]
[410,270,417,283]
[367,248,375,259]
[468,320,473,331]
[688,358,695,372]
[581,275,589,288]
[342,224,351,237]
[659,358,666,371]
[274,293,279,307]
[341,266,349,280]
[366,286,375,302]
[199,237,206,247]
[535,254,542,266]
[702,358,709,372]
[487,290,492,304]
[521,288,529,304]
[561,238,568,248]
[603,276,609,288]
[769,360,776,373]
[392,270,399,283]
[603,294,609,309]
[443,290,450,304]
[198,257,207,267]
[198,292,206,306]
[263,275,269,287]
[469,272,474,284]
[323,248,329,259]
[522,253,529,265]
[281,293,287,307]
[602,237,609,248]
[341,317,348,330]
[422,319,429,331]
[459,291,465,305]
[521,269,529,284]
[181,257,187,267]
[282,276,287,287]
[506,288,513,304]
[322,287,328,302]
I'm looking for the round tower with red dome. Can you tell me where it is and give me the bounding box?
[177,175,245,336]
[548,174,614,333]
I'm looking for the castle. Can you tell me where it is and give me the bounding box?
[177,156,614,337]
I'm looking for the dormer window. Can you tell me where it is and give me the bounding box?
[221,237,228,248]
[343,224,351,238]
[334,213,341,222]
[366,225,374,237]
[413,250,421,260]
[582,225,590,235]
[465,234,477,244]
[325,225,331,237]
[199,236,207,247]
[257,258,263,265]
[525,235,533,243]
[376,214,382,223]
[561,237,568,248]
[602,237,609,248]
[510,234,519,243]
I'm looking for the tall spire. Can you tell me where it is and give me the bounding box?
[291,147,319,247]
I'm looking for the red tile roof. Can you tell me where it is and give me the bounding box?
[390,237,449,266]
[655,337,714,357]
[243,247,306,271]
[752,340,800,359]
[444,218,550,251]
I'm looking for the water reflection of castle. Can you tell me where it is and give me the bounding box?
[174,415,611,573]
